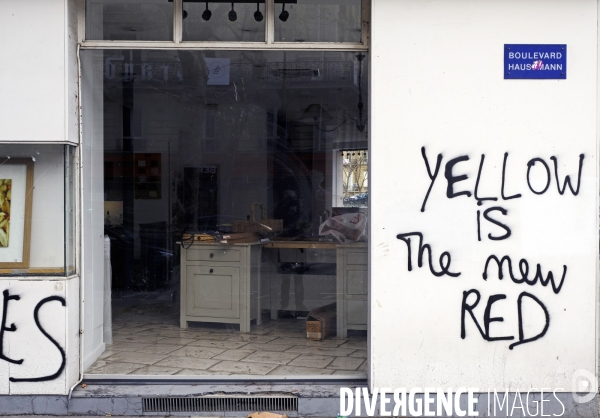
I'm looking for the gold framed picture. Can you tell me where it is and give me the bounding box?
[0,158,34,269]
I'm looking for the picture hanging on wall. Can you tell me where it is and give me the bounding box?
[0,158,33,269]
[135,153,161,199]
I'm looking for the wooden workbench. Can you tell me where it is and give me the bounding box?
[262,239,338,250]
[263,240,367,337]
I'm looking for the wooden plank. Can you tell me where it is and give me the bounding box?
[262,241,338,250]
[221,232,260,240]
[0,268,65,275]
[220,237,261,244]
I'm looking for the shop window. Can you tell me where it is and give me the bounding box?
[0,145,77,276]
[274,0,362,43]
[182,2,266,42]
[84,0,366,45]
[82,49,369,377]
[86,0,174,41]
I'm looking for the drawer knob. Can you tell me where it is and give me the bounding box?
[210,268,214,273]
[210,253,214,258]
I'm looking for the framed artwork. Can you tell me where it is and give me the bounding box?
[0,158,34,269]
[135,153,161,199]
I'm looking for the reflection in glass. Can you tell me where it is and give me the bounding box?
[183,2,266,42]
[85,0,174,41]
[340,150,368,208]
[82,49,369,377]
[275,0,362,43]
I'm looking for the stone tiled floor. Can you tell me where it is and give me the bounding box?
[87,304,367,376]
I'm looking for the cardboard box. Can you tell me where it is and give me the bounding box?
[306,303,336,340]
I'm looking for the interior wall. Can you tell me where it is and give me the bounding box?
[370,0,598,390]
[102,86,271,236]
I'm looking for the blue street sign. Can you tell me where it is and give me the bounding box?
[504,44,566,79]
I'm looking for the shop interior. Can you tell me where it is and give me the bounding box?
[84,49,369,376]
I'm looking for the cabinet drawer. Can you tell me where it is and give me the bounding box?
[186,248,241,263]
[346,300,367,325]
[346,251,367,265]
[346,269,367,295]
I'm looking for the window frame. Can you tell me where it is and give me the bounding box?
[78,0,371,382]
[80,0,370,51]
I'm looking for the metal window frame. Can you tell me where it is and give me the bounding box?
[80,0,370,51]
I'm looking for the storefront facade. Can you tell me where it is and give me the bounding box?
[0,0,598,416]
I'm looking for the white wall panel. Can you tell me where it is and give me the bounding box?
[370,0,598,390]
[0,0,71,143]
[2,280,68,395]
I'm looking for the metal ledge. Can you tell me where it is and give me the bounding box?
[80,41,368,51]
[81,374,367,386]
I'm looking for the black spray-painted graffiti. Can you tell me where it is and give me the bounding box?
[482,255,567,295]
[420,147,584,211]
[398,147,583,349]
[0,290,66,382]
[395,232,461,277]
[460,289,550,350]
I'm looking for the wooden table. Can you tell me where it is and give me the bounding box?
[263,239,367,337]
[262,240,338,250]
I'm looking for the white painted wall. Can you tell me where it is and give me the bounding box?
[0,0,79,144]
[0,277,78,395]
[0,0,82,395]
[370,0,598,390]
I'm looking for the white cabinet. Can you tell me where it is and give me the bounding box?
[336,243,368,337]
[180,243,261,332]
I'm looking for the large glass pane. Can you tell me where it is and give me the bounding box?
[0,145,76,276]
[86,0,174,41]
[183,1,266,42]
[275,0,362,43]
[82,49,369,377]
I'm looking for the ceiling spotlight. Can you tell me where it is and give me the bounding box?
[228,2,237,22]
[201,2,212,21]
[279,2,289,22]
[181,0,188,19]
[254,2,263,22]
